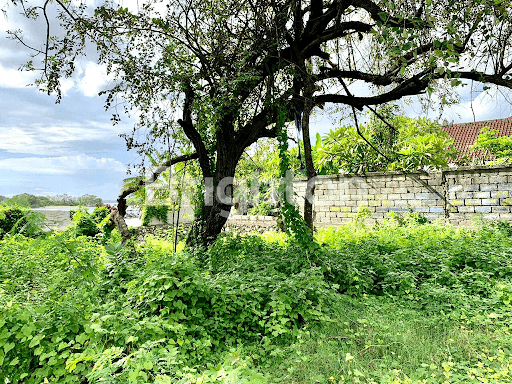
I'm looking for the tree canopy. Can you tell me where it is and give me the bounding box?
[471,127,512,162]
[316,115,459,174]
[8,0,512,244]
[0,193,103,208]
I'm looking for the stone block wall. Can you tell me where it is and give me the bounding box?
[35,166,512,231]
[444,166,512,226]
[225,215,278,232]
[293,165,512,227]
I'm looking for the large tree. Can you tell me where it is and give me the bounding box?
[8,0,512,245]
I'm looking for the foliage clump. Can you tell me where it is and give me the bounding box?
[1,193,103,208]
[3,218,512,382]
[316,115,458,174]
[0,206,44,239]
[70,206,112,239]
[0,229,331,382]
[471,126,512,163]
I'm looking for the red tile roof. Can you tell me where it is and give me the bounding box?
[441,117,512,160]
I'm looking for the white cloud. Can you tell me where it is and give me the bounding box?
[39,123,114,142]
[0,121,129,155]
[60,78,75,96]
[78,62,113,97]
[0,154,125,174]
[0,63,38,88]
[447,89,512,123]
[0,127,36,147]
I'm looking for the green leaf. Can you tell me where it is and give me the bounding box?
[76,333,88,344]
[126,335,138,343]
[29,334,43,348]
[378,12,388,21]
[315,133,322,149]
[9,357,19,366]
[21,324,35,338]
[3,342,14,354]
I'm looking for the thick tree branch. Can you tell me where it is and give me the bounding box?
[315,71,431,109]
[315,68,398,85]
[234,90,296,152]
[302,21,374,56]
[304,0,345,37]
[454,71,512,88]
[177,85,213,179]
[315,67,512,111]
[309,0,323,21]
[116,152,199,216]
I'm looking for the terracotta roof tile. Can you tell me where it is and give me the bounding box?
[441,116,512,160]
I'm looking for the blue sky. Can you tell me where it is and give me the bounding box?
[1,2,512,201]
[0,5,139,201]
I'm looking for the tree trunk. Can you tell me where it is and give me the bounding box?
[199,201,232,245]
[302,66,317,232]
[108,210,132,244]
[186,136,240,247]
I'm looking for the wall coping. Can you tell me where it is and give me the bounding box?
[293,164,512,182]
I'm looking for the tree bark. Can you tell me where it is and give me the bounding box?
[186,123,242,247]
[198,169,237,245]
[302,79,316,232]
[108,209,132,244]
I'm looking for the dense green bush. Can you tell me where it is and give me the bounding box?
[72,209,100,237]
[0,231,331,382]
[0,206,43,239]
[90,206,110,223]
[0,206,26,236]
[71,206,111,238]
[248,201,278,216]
[3,219,512,382]
[316,219,512,318]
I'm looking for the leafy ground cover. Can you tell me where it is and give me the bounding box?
[2,216,512,383]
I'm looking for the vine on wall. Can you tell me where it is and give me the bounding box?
[141,205,169,226]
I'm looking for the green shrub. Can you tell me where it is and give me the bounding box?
[71,207,111,237]
[75,215,100,237]
[0,206,43,239]
[90,206,110,223]
[5,219,512,382]
[0,231,333,382]
[249,201,278,216]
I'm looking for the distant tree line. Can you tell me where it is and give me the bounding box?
[0,193,103,208]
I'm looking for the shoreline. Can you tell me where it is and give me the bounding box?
[33,206,95,212]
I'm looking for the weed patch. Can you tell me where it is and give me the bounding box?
[2,219,512,382]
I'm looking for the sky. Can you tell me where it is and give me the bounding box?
[1,2,512,201]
